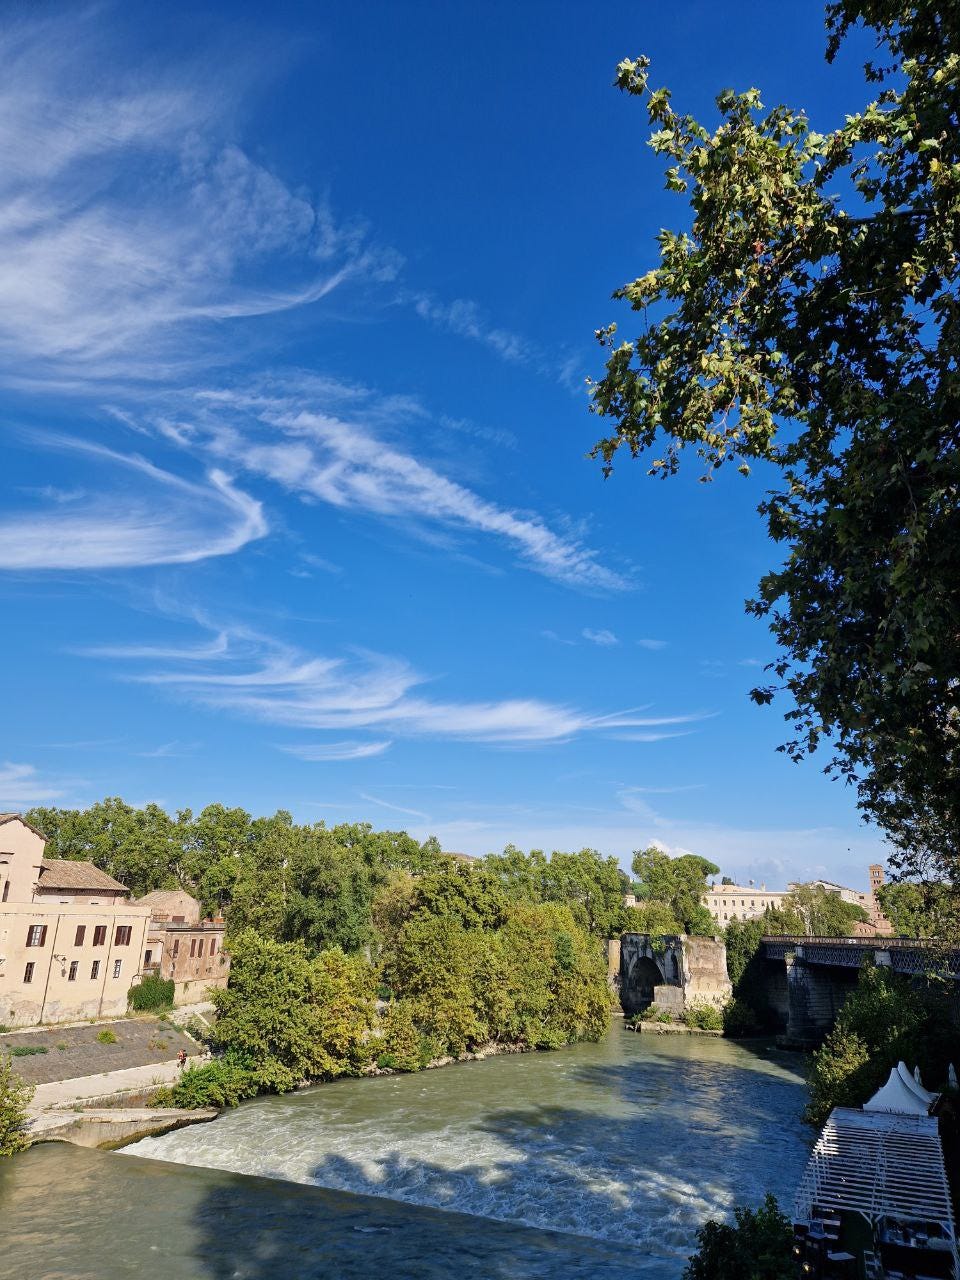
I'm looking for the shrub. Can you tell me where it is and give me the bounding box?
[96,1029,118,1044]
[722,999,761,1038]
[128,975,175,1012]
[0,1055,33,1157]
[655,1009,674,1023]
[682,1002,723,1031]
[9,1045,48,1057]
[154,1054,259,1109]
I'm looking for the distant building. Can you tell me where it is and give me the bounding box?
[793,1062,958,1278]
[139,889,229,1005]
[701,883,789,926]
[702,863,893,933]
[0,814,151,1027]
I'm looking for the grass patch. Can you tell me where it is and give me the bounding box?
[9,1044,49,1057]
[96,1029,119,1045]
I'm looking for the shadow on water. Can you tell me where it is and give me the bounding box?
[0,1034,813,1280]
[186,1051,812,1280]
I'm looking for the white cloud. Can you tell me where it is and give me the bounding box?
[81,618,711,747]
[637,638,668,651]
[583,628,619,647]
[139,384,629,592]
[0,16,396,384]
[412,295,532,365]
[0,762,66,808]
[0,439,265,570]
[278,740,392,762]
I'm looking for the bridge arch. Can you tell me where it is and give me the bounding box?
[623,955,664,1015]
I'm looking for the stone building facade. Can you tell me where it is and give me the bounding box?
[140,889,230,1005]
[0,815,151,1027]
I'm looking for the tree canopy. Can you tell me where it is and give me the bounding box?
[630,846,719,935]
[590,1,960,864]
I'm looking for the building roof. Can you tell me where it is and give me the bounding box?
[37,859,128,893]
[794,1107,955,1233]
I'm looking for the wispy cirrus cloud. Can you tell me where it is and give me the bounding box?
[78,618,713,748]
[131,381,629,592]
[0,13,397,385]
[278,740,392,762]
[0,762,67,808]
[0,438,265,570]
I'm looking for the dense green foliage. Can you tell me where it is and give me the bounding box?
[0,1055,33,1157]
[484,845,631,939]
[25,799,435,940]
[154,1053,261,1109]
[683,1194,795,1280]
[590,1,960,857]
[211,932,376,1092]
[128,975,175,1011]
[876,879,960,938]
[806,962,960,1126]
[682,1002,723,1031]
[631,847,719,935]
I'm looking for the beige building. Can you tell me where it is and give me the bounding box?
[139,889,230,1005]
[0,815,151,1027]
[701,883,789,926]
[702,863,893,933]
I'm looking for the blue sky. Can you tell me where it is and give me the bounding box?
[0,2,887,888]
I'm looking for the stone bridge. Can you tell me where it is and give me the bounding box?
[759,936,960,1047]
[617,933,732,1018]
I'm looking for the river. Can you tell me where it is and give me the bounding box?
[0,1026,810,1279]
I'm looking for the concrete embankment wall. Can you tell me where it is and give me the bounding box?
[28,1106,218,1149]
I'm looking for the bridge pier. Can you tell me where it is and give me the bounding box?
[783,951,857,1047]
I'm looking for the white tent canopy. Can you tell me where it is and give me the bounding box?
[863,1061,938,1115]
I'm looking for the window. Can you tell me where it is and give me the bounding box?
[172,939,180,958]
[211,939,217,956]
[23,961,35,983]
[144,949,153,965]
[93,925,106,946]
[114,925,132,946]
[190,938,197,958]
[74,925,86,946]
[113,959,122,979]
[91,960,100,980]
[26,924,47,947]
[172,915,185,923]
[68,960,78,981]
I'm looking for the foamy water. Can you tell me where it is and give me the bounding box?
[126,1028,810,1263]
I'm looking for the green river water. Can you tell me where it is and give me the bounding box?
[0,1026,810,1279]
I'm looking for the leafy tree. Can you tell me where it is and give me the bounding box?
[485,845,631,938]
[632,846,719,934]
[589,2,960,858]
[683,1194,795,1280]
[211,931,376,1091]
[876,878,960,938]
[26,798,184,897]
[0,1055,33,1157]
[785,884,869,935]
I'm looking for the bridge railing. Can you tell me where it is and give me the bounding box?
[759,935,927,948]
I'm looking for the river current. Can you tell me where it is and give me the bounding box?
[0,1027,810,1279]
